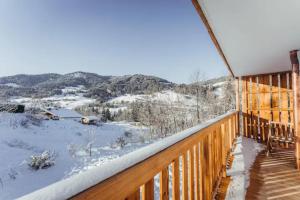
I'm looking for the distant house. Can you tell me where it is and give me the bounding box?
[0,104,25,113]
[41,109,59,120]
[43,111,59,120]
[81,116,98,125]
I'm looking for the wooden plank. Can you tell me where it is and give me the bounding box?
[203,136,211,200]
[246,147,298,200]
[125,189,140,200]
[171,158,180,200]
[242,77,248,137]
[291,50,300,169]
[182,152,188,200]
[142,179,154,200]
[199,141,204,200]
[236,78,240,136]
[195,144,200,200]
[188,148,195,200]
[160,168,169,200]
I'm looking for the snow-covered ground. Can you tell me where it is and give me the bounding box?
[0,83,21,88]
[12,95,95,109]
[0,110,150,199]
[108,90,197,107]
[11,85,95,110]
[225,137,265,200]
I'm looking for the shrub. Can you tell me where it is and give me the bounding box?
[12,114,43,128]
[115,137,127,148]
[25,114,42,126]
[8,168,18,180]
[124,131,133,138]
[28,151,56,170]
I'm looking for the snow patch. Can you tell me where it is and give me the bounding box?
[11,94,95,109]
[225,137,265,200]
[0,109,149,199]
[61,85,86,94]
[1,83,21,88]
[108,90,196,107]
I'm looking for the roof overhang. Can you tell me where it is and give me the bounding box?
[193,0,300,77]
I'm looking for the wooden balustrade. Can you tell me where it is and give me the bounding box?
[70,111,238,200]
[19,111,238,200]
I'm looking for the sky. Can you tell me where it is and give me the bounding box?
[0,0,228,83]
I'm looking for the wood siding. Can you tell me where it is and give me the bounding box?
[241,72,294,146]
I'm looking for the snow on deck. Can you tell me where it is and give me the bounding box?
[225,137,264,200]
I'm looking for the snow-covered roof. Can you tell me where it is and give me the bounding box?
[195,0,300,77]
[18,110,236,200]
[82,116,98,120]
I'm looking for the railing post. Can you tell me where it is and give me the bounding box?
[171,158,180,200]
[188,148,195,200]
[221,123,226,177]
[142,179,154,200]
[182,152,188,200]
[291,50,300,169]
[159,168,169,200]
[228,118,232,150]
[236,78,240,136]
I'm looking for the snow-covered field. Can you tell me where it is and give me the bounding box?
[0,110,150,199]
[0,83,21,88]
[108,90,197,107]
[11,85,95,109]
[225,137,265,200]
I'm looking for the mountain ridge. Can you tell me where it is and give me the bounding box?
[0,72,175,100]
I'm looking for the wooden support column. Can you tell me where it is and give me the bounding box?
[236,78,240,136]
[290,50,300,169]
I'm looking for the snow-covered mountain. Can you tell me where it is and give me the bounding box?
[0,72,174,100]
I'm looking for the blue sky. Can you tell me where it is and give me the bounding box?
[0,0,228,83]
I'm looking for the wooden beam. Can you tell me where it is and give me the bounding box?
[191,0,235,77]
[290,50,300,169]
[236,78,240,136]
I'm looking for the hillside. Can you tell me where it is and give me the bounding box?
[0,72,174,101]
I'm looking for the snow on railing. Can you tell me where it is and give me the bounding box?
[18,110,237,200]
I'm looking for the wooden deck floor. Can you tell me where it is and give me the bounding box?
[246,146,300,200]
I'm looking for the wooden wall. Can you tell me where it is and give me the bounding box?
[241,72,294,146]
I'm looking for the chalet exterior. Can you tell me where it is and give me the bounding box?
[41,109,59,120]
[81,116,98,125]
[19,1,300,200]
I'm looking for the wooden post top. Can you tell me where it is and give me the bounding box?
[290,50,299,73]
[290,50,299,64]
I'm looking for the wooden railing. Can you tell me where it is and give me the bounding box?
[19,111,238,200]
[241,72,295,148]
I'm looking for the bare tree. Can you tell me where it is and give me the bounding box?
[190,71,207,124]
